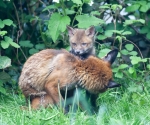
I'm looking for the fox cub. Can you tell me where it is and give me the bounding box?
[19,49,120,110]
[67,26,96,110]
[67,26,95,59]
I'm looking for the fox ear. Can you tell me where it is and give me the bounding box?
[67,26,75,37]
[85,26,95,37]
[102,49,118,64]
[107,81,121,88]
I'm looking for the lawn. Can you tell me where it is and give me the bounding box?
[0,79,150,125]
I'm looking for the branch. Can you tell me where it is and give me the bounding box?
[38,0,51,16]
[13,2,27,63]
[116,0,150,43]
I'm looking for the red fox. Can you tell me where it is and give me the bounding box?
[67,26,95,59]
[19,49,120,110]
[67,26,97,111]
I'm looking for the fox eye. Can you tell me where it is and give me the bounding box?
[72,43,77,46]
[82,43,87,46]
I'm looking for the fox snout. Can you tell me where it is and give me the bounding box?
[75,50,83,55]
[107,81,121,88]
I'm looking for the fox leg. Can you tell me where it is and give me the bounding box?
[30,82,63,109]
[31,94,58,109]
[85,90,98,113]
[44,82,66,108]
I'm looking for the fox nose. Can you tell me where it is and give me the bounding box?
[107,81,121,88]
[75,51,81,55]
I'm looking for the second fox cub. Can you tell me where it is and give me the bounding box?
[19,49,120,110]
[67,26,96,110]
[67,26,95,59]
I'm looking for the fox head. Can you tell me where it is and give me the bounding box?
[77,49,121,94]
[67,26,95,57]
[102,49,120,89]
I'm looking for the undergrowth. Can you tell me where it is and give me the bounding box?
[0,77,150,125]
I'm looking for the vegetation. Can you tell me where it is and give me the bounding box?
[0,0,150,124]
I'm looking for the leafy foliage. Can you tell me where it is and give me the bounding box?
[76,14,104,28]
[0,1,150,119]
[48,13,70,42]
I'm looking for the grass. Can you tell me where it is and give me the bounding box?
[1,79,150,125]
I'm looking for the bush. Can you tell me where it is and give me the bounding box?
[0,0,150,98]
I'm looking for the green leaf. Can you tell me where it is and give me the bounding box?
[115,71,123,78]
[124,19,145,26]
[137,1,147,5]
[0,86,7,95]
[148,20,150,28]
[65,46,70,51]
[117,52,121,57]
[147,2,150,8]
[104,30,113,37]
[118,64,128,69]
[76,14,104,28]
[146,32,150,40]
[128,67,134,74]
[0,56,11,69]
[48,13,70,42]
[65,9,75,15]
[128,85,137,92]
[123,20,133,26]
[19,40,33,48]
[140,4,149,12]
[111,4,122,10]
[138,19,145,24]
[97,35,107,40]
[126,4,140,12]
[0,19,4,29]
[141,58,147,62]
[35,44,45,50]
[90,11,101,16]
[0,72,11,80]
[98,48,111,58]
[3,19,13,26]
[112,68,119,73]
[29,48,39,55]
[72,0,82,4]
[4,36,13,43]
[1,40,9,49]
[129,51,138,56]
[125,44,134,51]
[147,64,150,70]
[130,56,141,65]
[95,26,103,33]
[0,0,6,8]
[120,49,129,55]
[8,41,20,48]
[0,31,7,36]
[83,0,90,3]
[122,31,132,35]
[42,5,57,12]
[112,30,122,34]
[140,26,149,34]
[116,36,122,43]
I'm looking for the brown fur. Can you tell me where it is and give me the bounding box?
[67,26,95,59]
[19,49,117,109]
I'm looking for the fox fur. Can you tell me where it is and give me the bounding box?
[19,49,120,110]
[67,26,95,59]
[67,26,97,111]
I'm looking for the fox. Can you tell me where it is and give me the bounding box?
[67,26,95,59]
[67,26,97,110]
[18,49,120,111]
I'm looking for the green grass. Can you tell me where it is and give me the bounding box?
[1,80,150,125]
